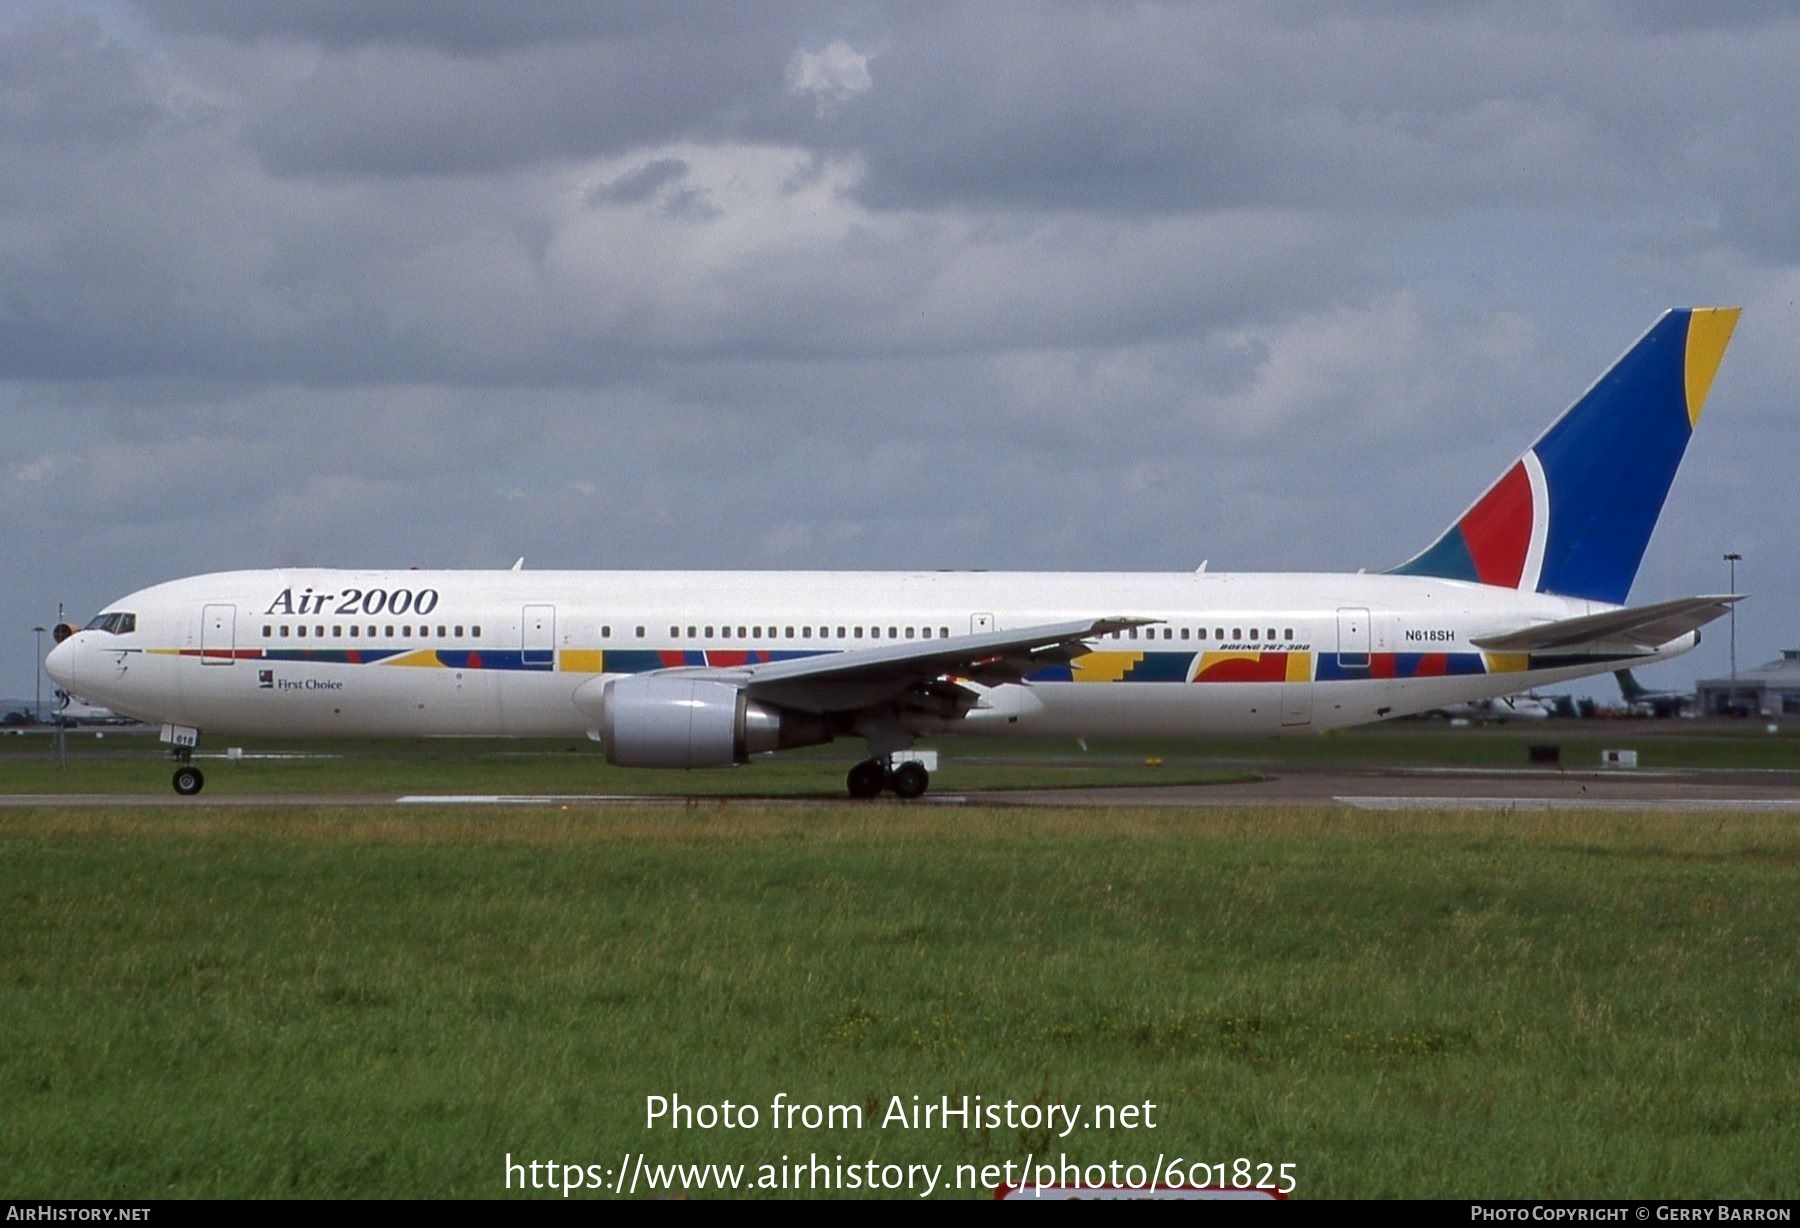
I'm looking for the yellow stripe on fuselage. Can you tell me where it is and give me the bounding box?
[559,649,604,674]
[1285,651,1312,682]
[1072,651,1142,683]
[382,649,444,668]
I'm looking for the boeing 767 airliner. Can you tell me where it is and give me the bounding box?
[47,308,1742,798]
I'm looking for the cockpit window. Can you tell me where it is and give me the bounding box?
[83,612,137,635]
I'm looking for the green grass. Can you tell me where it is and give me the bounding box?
[2,718,1797,797]
[0,733,1254,795]
[2,804,1794,1198]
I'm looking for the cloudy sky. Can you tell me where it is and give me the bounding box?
[4,0,1797,701]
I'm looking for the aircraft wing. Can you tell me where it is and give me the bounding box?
[688,616,1157,714]
[1470,594,1739,654]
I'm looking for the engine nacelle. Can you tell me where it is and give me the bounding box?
[599,675,831,768]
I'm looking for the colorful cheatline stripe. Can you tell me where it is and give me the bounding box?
[158,644,1636,682]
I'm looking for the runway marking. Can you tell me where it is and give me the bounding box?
[394,794,971,806]
[1338,796,1800,812]
[397,794,670,804]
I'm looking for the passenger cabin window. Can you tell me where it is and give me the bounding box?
[636,626,645,638]
[472,626,482,637]
[332,625,342,637]
[601,625,612,638]
[297,626,307,638]
[1285,627,1294,639]
[280,626,290,638]
[350,626,360,638]
[262,626,272,638]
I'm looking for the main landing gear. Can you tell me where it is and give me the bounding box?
[845,757,930,800]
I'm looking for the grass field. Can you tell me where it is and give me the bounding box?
[2,801,1794,1198]
[1,717,1796,797]
[0,734,1253,796]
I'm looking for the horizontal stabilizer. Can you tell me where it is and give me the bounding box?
[1471,595,1739,654]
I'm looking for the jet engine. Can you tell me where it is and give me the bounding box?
[598,675,831,768]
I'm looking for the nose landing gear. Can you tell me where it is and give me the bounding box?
[167,735,204,796]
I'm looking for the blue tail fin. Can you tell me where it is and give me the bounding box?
[1391,308,1739,604]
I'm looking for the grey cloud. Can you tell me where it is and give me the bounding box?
[0,10,166,149]
[137,0,726,54]
[587,157,690,207]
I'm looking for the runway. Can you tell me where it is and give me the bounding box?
[4,762,1798,811]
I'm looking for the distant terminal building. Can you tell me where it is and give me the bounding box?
[1696,649,1800,717]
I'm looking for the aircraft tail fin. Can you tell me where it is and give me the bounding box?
[1614,669,1649,703]
[1390,308,1740,604]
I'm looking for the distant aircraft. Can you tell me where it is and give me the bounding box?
[51,689,132,727]
[1614,668,1693,717]
[47,309,1743,798]
[1425,693,1555,723]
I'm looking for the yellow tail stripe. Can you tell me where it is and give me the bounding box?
[1684,307,1740,429]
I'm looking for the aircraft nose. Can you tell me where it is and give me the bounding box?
[44,636,80,691]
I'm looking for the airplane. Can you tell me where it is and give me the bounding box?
[1423,693,1555,723]
[1613,668,1694,718]
[50,689,133,727]
[46,307,1744,799]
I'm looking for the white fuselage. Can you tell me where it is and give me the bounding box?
[47,567,1688,745]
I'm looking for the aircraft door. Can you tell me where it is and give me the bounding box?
[522,604,556,669]
[201,603,237,664]
[1336,607,1371,669]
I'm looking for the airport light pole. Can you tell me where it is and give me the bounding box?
[33,625,45,724]
[1724,552,1741,685]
